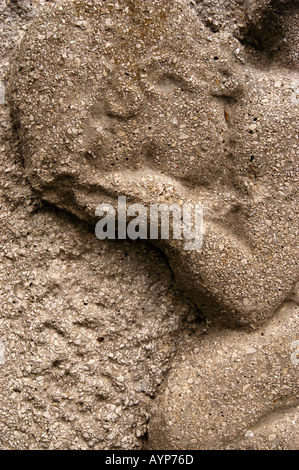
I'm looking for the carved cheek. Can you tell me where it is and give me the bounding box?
[104,85,145,120]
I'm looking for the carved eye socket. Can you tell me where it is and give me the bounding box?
[241,0,299,69]
[145,60,199,95]
[156,73,195,93]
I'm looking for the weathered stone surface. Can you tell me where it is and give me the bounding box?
[242,0,299,69]
[0,99,191,449]
[0,0,194,450]
[0,0,298,451]
[147,299,299,450]
[9,0,299,327]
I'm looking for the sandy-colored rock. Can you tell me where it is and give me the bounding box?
[147,300,299,449]
[0,0,298,450]
[8,0,299,327]
[0,0,193,450]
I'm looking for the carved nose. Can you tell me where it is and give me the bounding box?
[211,60,245,99]
[105,82,144,120]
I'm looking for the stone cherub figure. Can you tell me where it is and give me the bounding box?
[9,0,298,329]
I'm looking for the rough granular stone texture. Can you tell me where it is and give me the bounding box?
[147,299,299,450]
[0,105,193,449]
[0,0,298,450]
[0,0,195,450]
[9,0,299,327]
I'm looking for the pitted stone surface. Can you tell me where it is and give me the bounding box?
[1,0,298,451]
[9,0,299,327]
[147,301,299,450]
[1,0,193,450]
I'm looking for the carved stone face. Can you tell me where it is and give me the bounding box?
[10,0,298,326]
